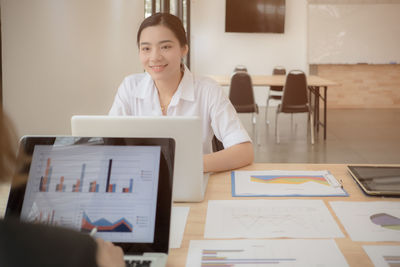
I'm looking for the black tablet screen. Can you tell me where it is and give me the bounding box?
[348,166,400,194]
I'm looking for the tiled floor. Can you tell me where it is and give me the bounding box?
[238,107,400,164]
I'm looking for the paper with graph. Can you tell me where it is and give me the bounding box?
[363,245,400,267]
[186,239,349,267]
[330,201,400,241]
[204,200,344,238]
[232,170,348,197]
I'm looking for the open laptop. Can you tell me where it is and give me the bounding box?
[71,115,209,202]
[6,136,175,267]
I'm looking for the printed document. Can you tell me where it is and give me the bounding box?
[363,245,400,267]
[169,206,190,249]
[330,201,400,241]
[232,170,347,197]
[186,239,349,267]
[205,200,344,238]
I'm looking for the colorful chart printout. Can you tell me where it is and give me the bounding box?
[251,175,330,186]
[232,170,347,197]
[370,213,400,231]
[330,201,400,241]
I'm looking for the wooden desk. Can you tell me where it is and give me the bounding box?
[208,75,339,140]
[168,163,400,267]
[1,164,398,266]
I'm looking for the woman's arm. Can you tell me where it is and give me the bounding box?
[203,141,254,173]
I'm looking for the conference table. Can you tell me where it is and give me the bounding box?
[168,163,400,266]
[208,75,339,140]
[1,163,399,266]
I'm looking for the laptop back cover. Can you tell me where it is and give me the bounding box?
[71,115,206,202]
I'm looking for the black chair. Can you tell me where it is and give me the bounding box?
[266,66,286,124]
[233,65,248,73]
[229,71,259,144]
[275,70,314,144]
[229,71,259,123]
[212,135,224,152]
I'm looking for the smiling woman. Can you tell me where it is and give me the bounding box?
[109,13,254,173]
[138,24,188,98]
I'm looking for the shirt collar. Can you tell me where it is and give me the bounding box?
[134,65,195,103]
[134,72,155,99]
[171,65,195,105]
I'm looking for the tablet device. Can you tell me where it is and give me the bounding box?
[347,165,400,197]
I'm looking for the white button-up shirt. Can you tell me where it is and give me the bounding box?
[109,66,251,154]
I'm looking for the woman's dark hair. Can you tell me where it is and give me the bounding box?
[0,109,17,182]
[137,13,188,47]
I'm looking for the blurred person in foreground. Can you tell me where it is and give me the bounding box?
[0,109,125,267]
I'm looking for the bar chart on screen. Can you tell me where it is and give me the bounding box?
[19,143,161,243]
[24,201,78,229]
[30,145,156,197]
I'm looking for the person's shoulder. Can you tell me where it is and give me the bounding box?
[118,72,151,95]
[122,72,148,85]
[192,74,222,97]
[193,74,219,88]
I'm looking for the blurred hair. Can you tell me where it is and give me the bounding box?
[0,109,18,183]
[137,12,188,47]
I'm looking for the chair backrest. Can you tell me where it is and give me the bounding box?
[273,66,286,75]
[212,135,224,152]
[229,71,256,112]
[271,66,286,92]
[233,65,248,72]
[281,70,308,112]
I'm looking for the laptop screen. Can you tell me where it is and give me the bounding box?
[6,136,175,253]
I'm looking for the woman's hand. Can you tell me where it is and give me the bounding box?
[95,238,125,267]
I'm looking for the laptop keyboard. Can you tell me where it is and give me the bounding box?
[125,259,152,267]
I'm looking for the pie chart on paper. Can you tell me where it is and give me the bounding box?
[370,213,400,231]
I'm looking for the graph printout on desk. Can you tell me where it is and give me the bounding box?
[186,239,349,267]
[330,201,400,242]
[363,245,400,267]
[204,200,344,239]
[231,170,348,197]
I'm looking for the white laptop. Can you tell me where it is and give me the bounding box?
[6,136,175,267]
[71,115,209,202]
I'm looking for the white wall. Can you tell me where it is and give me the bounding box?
[2,0,144,136]
[2,0,308,137]
[308,3,400,64]
[190,0,308,106]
